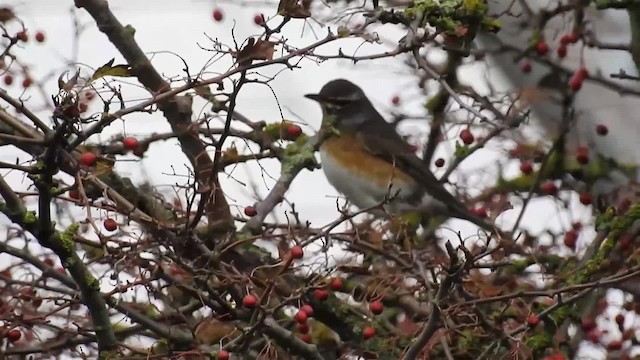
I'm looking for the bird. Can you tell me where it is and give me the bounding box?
[305,79,502,235]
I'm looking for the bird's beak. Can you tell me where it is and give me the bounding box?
[304,93,323,102]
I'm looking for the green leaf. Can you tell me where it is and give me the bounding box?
[91,59,135,81]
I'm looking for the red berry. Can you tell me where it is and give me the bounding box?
[526,314,541,326]
[576,146,589,164]
[79,152,98,167]
[300,333,312,343]
[618,198,632,214]
[287,124,302,138]
[21,77,32,88]
[294,310,308,324]
[313,289,328,301]
[16,31,27,42]
[369,300,384,315]
[564,230,578,249]
[579,191,592,205]
[607,339,623,351]
[243,294,257,308]
[362,326,376,339]
[543,353,566,360]
[212,8,223,22]
[561,33,578,44]
[520,161,533,175]
[78,102,88,113]
[31,297,42,308]
[216,350,229,360]
[7,329,21,342]
[19,288,35,301]
[244,206,257,217]
[122,137,139,151]
[535,41,549,55]
[435,158,445,167]
[615,313,625,327]
[254,14,264,25]
[619,233,632,251]
[577,67,589,79]
[540,181,557,195]
[290,245,304,260]
[521,61,532,73]
[297,322,310,334]
[459,129,474,145]
[472,207,488,218]
[330,277,343,290]
[586,329,600,343]
[557,44,567,58]
[68,189,80,200]
[568,74,583,91]
[103,218,118,232]
[300,304,314,317]
[581,317,597,332]
[597,299,608,314]
[34,31,45,43]
[63,104,80,118]
[391,95,400,106]
[4,74,13,86]
[596,124,608,136]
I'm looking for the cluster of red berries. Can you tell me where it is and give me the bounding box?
[521,33,591,92]
[3,30,46,88]
[15,30,45,43]
[241,277,381,342]
[580,312,630,353]
[530,33,579,60]
[211,8,264,26]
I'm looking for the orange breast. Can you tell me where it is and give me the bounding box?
[320,133,416,188]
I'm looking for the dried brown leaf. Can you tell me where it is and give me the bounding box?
[0,7,15,23]
[58,70,81,92]
[234,38,277,67]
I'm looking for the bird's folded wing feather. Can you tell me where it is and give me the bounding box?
[355,127,500,234]
[355,131,461,208]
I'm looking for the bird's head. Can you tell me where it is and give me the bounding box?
[305,79,369,128]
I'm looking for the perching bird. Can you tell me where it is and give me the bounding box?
[305,79,501,235]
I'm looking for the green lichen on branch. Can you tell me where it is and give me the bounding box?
[59,223,79,253]
[24,210,37,224]
[493,152,634,196]
[282,137,318,174]
[403,0,494,35]
[525,332,552,352]
[580,203,640,277]
[546,303,574,326]
[502,254,568,274]
[457,329,480,351]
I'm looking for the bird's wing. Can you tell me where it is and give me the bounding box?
[354,130,461,208]
[357,131,504,234]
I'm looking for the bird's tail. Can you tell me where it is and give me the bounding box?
[448,204,510,240]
